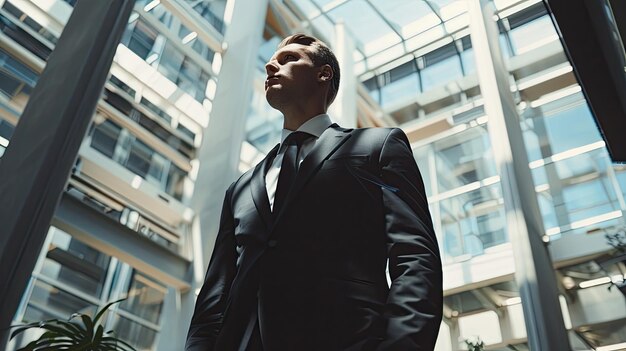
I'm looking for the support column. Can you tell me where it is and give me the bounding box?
[180,0,269,335]
[329,22,357,128]
[0,0,134,346]
[468,1,570,349]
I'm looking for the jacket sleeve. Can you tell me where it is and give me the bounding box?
[185,186,237,351]
[376,128,443,350]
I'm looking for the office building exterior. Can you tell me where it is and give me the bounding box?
[0,0,624,349]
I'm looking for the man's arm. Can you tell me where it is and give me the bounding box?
[377,128,443,350]
[185,186,237,351]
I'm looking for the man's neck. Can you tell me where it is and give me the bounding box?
[282,107,327,131]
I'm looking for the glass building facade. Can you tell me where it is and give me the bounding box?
[1,0,625,350]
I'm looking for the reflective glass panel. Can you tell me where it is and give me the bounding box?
[23,279,97,322]
[368,0,437,38]
[0,48,38,106]
[166,163,185,201]
[127,21,157,60]
[119,272,165,324]
[421,49,463,91]
[508,15,557,55]
[434,125,496,193]
[380,62,420,107]
[40,227,111,297]
[157,42,184,82]
[111,314,158,351]
[523,98,603,161]
[532,149,620,230]
[91,118,122,159]
[186,0,227,34]
[440,183,507,259]
[327,1,400,55]
[125,138,153,178]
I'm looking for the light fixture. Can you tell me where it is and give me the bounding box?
[596,342,626,351]
[579,277,611,289]
[182,31,198,45]
[128,12,139,23]
[143,0,160,12]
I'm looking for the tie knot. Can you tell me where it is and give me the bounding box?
[283,131,313,148]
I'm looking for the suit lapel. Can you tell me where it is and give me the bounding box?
[271,126,352,227]
[250,144,279,230]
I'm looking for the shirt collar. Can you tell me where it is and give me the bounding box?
[279,114,333,149]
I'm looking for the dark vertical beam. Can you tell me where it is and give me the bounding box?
[544,0,626,162]
[0,0,135,345]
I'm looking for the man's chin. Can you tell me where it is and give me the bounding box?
[265,90,283,109]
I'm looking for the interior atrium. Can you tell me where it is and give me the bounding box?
[0,0,625,350]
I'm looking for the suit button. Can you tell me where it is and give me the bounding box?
[267,240,278,248]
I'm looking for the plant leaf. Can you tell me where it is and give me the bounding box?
[101,336,137,351]
[80,314,94,339]
[93,298,126,326]
[93,325,104,346]
[53,319,87,340]
[10,321,44,340]
[37,322,80,339]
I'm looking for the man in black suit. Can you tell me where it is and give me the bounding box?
[186,33,442,351]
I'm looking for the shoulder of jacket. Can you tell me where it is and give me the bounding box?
[353,127,402,142]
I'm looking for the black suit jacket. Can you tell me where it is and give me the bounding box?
[186,126,442,351]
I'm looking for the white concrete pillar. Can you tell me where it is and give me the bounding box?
[180,0,270,339]
[329,21,357,128]
[468,0,570,349]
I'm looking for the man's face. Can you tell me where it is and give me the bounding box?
[264,43,321,110]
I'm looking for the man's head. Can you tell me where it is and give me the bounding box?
[265,34,340,113]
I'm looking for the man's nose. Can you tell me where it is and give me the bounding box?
[265,60,278,76]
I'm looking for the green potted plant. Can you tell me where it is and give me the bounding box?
[10,299,136,351]
[465,337,485,351]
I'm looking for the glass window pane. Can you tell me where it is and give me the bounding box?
[381,72,419,107]
[126,138,154,178]
[157,42,184,82]
[166,163,185,201]
[556,151,619,223]
[421,53,463,91]
[508,16,557,55]
[91,118,122,159]
[460,47,476,75]
[440,184,507,259]
[434,125,497,193]
[139,97,172,124]
[523,99,603,160]
[0,119,15,140]
[119,272,165,324]
[110,75,136,98]
[23,279,97,322]
[111,314,158,351]
[327,1,401,54]
[40,227,111,297]
[0,48,39,108]
[127,21,156,59]
[368,0,438,38]
[532,149,620,234]
[147,153,166,185]
[187,0,226,34]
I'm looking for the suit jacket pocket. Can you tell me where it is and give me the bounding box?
[322,155,369,170]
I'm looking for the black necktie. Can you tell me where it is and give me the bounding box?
[273,131,312,214]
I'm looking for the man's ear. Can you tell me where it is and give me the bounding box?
[318,64,333,82]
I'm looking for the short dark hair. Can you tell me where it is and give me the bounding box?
[278,33,340,106]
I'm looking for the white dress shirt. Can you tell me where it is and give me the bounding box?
[265,114,333,211]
